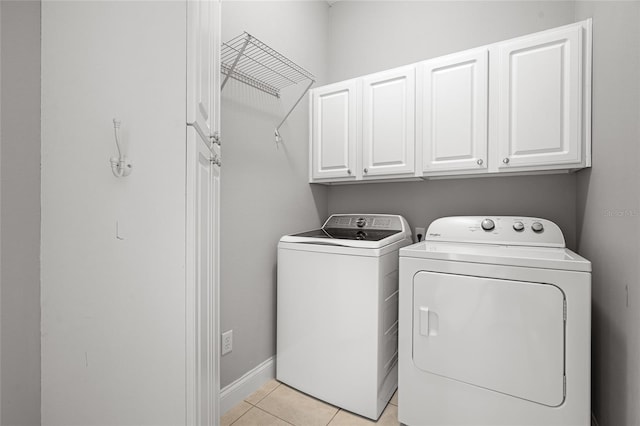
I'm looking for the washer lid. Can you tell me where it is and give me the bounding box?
[400,241,591,272]
[281,214,411,249]
[290,228,400,242]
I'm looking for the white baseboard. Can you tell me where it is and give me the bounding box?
[220,356,276,414]
[591,412,599,426]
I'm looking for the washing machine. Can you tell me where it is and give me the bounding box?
[398,216,591,426]
[277,214,412,420]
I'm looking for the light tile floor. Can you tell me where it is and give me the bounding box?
[222,380,399,426]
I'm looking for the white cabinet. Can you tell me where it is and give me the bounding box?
[361,66,416,178]
[422,20,591,177]
[309,66,416,183]
[309,19,590,184]
[187,0,221,140]
[310,80,358,181]
[421,49,488,175]
[494,22,589,171]
[186,1,220,425]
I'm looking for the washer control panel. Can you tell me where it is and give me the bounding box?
[425,216,565,247]
[324,214,404,231]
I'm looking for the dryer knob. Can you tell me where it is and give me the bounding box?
[481,219,495,231]
[513,221,525,232]
[531,222,544,233]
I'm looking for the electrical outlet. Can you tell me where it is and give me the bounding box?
[222,330,233,355]
[415,227,426,243]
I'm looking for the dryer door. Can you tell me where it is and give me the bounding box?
[412,271,565,406]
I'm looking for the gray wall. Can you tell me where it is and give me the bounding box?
[0,1,41,425]
[326,1,580,248]
[574,2,640,425]
[328,176,578,248]
[220,1,330,387]
[327,1,577,82]
[41,2,188,424]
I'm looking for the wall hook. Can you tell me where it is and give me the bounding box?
[110,118,133,177]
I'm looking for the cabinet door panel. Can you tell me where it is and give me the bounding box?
[497,25,583,168]
[362,66,415,177]
[422,49,488,173]
[311,81,357,180]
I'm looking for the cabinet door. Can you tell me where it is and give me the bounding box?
[496,24,584,169]
[422,49,488,174]
[187,0,220,138]
[362,66,415,177]
[310,80,358,181]
[186,127,220,426]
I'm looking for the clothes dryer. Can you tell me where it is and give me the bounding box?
[399,216,591,425]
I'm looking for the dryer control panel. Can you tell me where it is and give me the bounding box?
[425,216,565,248]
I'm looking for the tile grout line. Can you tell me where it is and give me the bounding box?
[250,383,342,426]
[229,385,398,426]
[325,408,341,426]
[253,384,335,426]
[228,407,249,426]
[244,382,282,407]
[228,404,294,426]
[228,381,283,425]
[264,404,339,426]
[255,406,296,426]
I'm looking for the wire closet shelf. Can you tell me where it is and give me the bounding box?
[221,32,315,97]
[221,32,316,142]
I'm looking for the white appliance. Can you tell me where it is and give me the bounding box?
[277,214,413,420]
[399,216,591,426]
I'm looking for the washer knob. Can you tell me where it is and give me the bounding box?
[531,222,544,233]
[513,221,525,232]
[356,217,366,228]
[481,218,495,231]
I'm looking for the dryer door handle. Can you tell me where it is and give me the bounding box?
[419,307,439,337]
